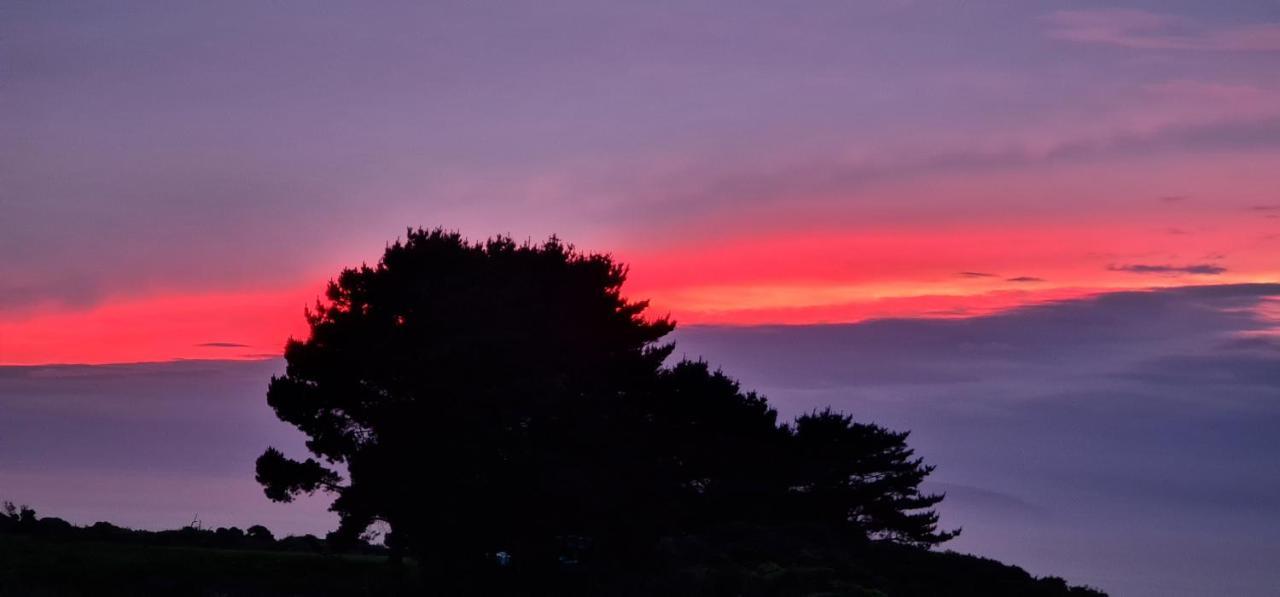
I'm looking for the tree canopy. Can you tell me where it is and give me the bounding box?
[258,228,956,579]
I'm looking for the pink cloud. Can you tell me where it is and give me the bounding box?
[1045,10,1280,52]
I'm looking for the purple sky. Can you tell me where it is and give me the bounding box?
[4,1,1280,362]
[4,3,1280,596]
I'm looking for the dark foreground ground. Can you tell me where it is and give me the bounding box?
[0,534,418,597]
[0,529,1104,597]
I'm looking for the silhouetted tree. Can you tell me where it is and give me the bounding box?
[257,228,955,581]
[638,361,792,528]
[245,525,274,543]
[639,367,957,547]
[787,409,959,546]
[2,502,39,532]
[257,228,674,574]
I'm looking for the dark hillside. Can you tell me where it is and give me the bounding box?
[0,526,1104,597]
[0,535,419,597]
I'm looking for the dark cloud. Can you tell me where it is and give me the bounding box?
[1159,195,1188,203]
[196,342,250,348]
[958,271,998,278]
[1108,263,1227,275]
[1005,276,1045,283]
[674,283,1280,597]
[676,283,1280,389]
[1249,204,1280,212]
[1120,351,1280,387]
[0,358,332,535]
[1220,334,1280,354]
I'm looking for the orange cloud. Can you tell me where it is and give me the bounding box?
[4,211,1278,365]
[0,287,316,365]
[620,215,1278,324]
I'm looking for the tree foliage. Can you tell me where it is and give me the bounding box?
[789,409,959,546]
[258,228,956,576]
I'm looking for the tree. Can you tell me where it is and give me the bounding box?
[257,228,955,580]
[257,228,674,572]
[787,409,959,546]
[246,524,275,543]
[636,366,957,547]
[638,360,792,529]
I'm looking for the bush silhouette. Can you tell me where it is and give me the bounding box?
[257,228,957,582]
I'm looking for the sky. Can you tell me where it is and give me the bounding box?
[3,2,1280,595]
[4,0,1280,364]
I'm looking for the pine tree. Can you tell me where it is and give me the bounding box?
[789,409,959,546]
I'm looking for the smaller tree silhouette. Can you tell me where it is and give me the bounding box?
[789,409,959,546]
[246,524,275,543]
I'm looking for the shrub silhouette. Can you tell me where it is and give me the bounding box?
[0,505,387,555]
[246,524,275,544]
[257,228,957,580]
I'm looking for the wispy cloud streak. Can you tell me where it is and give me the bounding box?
[1046,10,1280,52]
[1108,263,1227,275]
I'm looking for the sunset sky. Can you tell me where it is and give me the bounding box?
[5,1,1280,364]
[5,5,1280,595]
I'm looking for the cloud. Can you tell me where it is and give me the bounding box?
[676,283,1280,390]
[1158,195,1188,203]
[1045,10,1280,52]
[1108,263,1226,275]
[600,114,1280,224]
[196,342,251,348]
[0,358,334,536]
[0,278,104,312]
[957,272,1044,284]
[673,284,1280,597]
